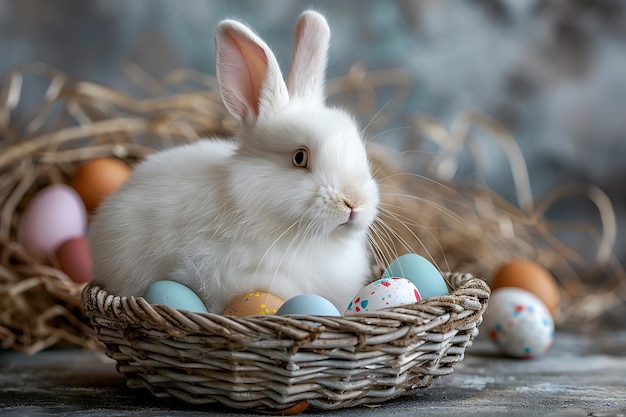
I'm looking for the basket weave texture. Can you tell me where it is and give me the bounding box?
[83,272,489,411]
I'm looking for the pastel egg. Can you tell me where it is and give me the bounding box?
[482,287,554,358]
[345,277,421,315]
[223,292,284,317]
[492,259,560,314]
[276,294,340,316]
[382,254,449,299]
[18,184,88,261]
[54,237,93,283]
[142,280,208,313]
[71,157,131,211]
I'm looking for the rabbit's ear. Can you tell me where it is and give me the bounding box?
[286,11,330,102]
[216,20,288,122]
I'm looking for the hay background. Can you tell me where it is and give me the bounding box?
[0,62,624,354]
[4,1,626,260]
[1,0,626,354]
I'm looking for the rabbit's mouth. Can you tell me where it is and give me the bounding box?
[336,209,366,231]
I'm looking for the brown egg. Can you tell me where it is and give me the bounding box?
[71,157,131,211]
[256,400,309,415]
[54,237,94,284]
[491,259,560,314]
[223,292,284,317]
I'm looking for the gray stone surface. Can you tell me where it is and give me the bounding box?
[1,330,625,416]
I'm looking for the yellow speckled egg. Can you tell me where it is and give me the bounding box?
[223,292,284,317]
[492,259,560,315]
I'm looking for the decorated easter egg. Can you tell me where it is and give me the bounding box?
[482,287,554,358]
[345,277,421,315]
[54,237,93,283]
[492,259,560,314]
[18,184,88,261]
[223,292,284,317]
[382,254,449,299]
[276,294,340,316]
[142,280,208,313]
[71,157,131,211]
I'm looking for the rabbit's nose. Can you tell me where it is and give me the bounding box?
[342,198,356,210]
[342,198,363,222]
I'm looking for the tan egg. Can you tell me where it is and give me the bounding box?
[223,292,284,317]
[491,259,560,314]
[71,157,131,211]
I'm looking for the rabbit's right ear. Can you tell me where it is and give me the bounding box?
[216,20,289,122]
[286,11,331,102]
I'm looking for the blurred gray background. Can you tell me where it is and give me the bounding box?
[1,0,625,263]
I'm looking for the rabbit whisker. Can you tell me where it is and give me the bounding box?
[375,205,450,275]
[264,206,317,295]
[367,220,400,270]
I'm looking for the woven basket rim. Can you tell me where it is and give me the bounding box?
[81,272,489,411]
[83,272,490,334]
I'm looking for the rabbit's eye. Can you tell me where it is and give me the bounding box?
[292,147,309,169]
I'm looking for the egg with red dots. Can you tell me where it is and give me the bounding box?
[483,287,554,358]
[345,277,421,315]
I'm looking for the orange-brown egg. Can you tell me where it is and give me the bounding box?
[71,158,131,211]
[491,259,560,314]
[256,400,310,415]
[223,292,284,317]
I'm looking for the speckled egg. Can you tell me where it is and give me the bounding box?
[142,280,208,313]
[345,277,421,315]
[382,254,449,299]
[483,287,554,358]
[223,292,284,317]
[276,294,340,316]
[18,184,88,261]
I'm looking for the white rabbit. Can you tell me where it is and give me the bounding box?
[89,11,379,313]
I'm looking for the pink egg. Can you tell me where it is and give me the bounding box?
[18,184,88,261]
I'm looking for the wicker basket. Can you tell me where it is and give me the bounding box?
[82,272,489,411]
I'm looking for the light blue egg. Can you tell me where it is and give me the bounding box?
[142,280,208,313]
[382,254,449,299]
[276,294,341,316]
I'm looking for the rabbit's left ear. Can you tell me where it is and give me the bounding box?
[216,19,288,122]
[286,11,331,103]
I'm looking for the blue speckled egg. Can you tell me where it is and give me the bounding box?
[276,294,340,316]
[383,254,449,299]
[142,280,208,313]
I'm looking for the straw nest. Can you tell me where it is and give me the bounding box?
[0,62,623,360]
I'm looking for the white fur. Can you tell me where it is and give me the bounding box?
[89,11,379,313]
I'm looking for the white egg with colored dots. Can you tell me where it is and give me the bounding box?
[142,280,208,313]
[345,277,421,315]
[482,287,554,358]
[383,254,449,299]
[276,294,340,316]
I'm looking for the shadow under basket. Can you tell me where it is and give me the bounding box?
[82,272,490,411]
